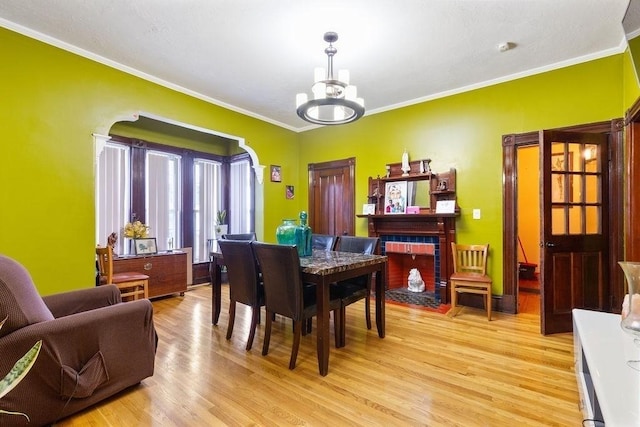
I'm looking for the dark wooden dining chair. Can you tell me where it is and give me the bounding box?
[252,242,342,369]
[311,234,337,251]
[218,240,264,350]
[332,236,380,341]
[221,233,256,241]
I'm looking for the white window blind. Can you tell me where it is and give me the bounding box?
[229,160,252,234]
[146,151,182,252]
[193,159,222,262]
[96,142,130,255]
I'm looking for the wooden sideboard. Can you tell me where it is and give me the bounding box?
[113,252,187,298]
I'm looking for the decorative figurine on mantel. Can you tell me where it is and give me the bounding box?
[422,159,432,174]
[372,185,380,199]
[401,150,410,176]
[407,268,425,292]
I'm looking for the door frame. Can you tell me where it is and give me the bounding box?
[625,98,640,262]
[502,119,624,318]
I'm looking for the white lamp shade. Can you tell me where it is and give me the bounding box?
[312,82,326,99]
[338,69,350,84]
[345,85,357,101]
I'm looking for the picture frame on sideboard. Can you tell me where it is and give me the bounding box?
[134,238,158,255]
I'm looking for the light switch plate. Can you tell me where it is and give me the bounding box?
[472,209,481,219]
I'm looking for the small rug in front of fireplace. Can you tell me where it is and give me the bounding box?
[384,288,448,313]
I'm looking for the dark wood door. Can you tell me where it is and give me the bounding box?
[540,130,609,334]
[308,158,355,236]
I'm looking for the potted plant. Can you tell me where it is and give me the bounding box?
[0,317,41,422]
[215,210,228,238]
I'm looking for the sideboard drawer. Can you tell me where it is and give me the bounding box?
[113,252,187,298]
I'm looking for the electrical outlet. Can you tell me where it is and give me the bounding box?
[472,209,481,220]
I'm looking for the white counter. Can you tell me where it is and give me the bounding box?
[573,308,640,425]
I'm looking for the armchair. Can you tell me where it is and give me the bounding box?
[0,254,157,426]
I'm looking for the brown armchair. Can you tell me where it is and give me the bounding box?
[0,254,157,426]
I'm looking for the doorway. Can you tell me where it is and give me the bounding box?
[503,119,624,334]
[308,158,356,236]
[516,145,540,315]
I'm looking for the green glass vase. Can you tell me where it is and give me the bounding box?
[276,219,297,246]
[295,211,312,257]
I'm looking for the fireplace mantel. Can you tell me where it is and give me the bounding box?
[357,213,458,302]
[357,213,457,234]
[361,164,459,302]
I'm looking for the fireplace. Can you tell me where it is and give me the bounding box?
[359,165,458,302]
[384,240,437,292]
[358,213,457,302]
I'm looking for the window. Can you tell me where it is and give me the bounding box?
[96,142,130,255]
[96,136,254,263]
[146,150,182,254]
[229,159,253,234]
[193,159,222,262]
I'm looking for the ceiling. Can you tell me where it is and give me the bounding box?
[0,0,632,132]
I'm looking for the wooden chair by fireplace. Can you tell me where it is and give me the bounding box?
[449,243,492,320]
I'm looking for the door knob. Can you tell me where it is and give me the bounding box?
[544,242,556,248]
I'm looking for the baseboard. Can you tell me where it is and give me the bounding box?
[457,293,516,315]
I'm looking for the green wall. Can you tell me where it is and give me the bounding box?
[0,27,298,295]
[298,55,624,293]
[0,25,633,298]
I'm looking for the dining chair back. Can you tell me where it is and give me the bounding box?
[218,239,264,350]
[332,236,380,342]
[449,243,492,320]
[252,242,341,369]
[335,236,379,255]
[311,234,337,251]
[221,233,257,241]
[96,246,149,301]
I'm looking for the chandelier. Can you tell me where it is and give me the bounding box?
[296,32,365,125]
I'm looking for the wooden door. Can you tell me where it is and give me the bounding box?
[308,158,355,236]
[540,130,609,334]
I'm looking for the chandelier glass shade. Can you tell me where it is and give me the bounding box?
[296,32,365,125]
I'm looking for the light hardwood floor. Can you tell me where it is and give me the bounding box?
[518,290,540,315]
[55,285,581,426]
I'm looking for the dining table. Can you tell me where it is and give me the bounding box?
[210,246,388,376]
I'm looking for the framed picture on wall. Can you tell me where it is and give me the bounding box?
[384,181,407,214]
[286,185,294,199]
[270,165,282,182]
